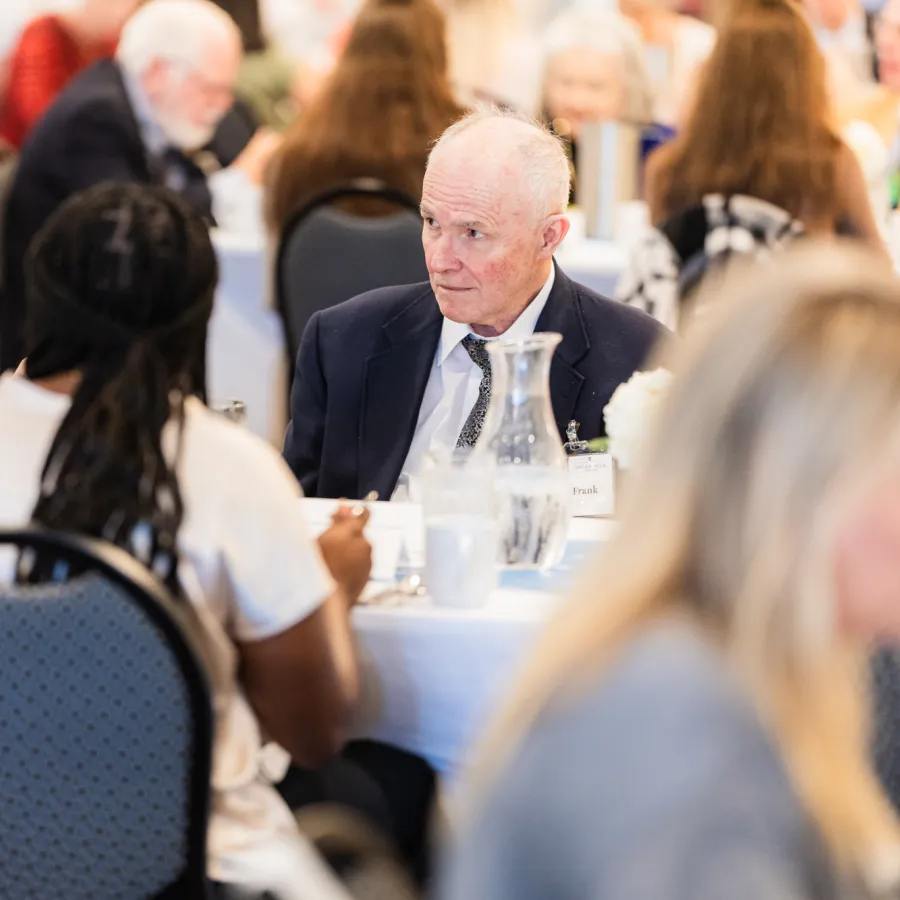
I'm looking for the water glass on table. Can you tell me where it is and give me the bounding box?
[421,450,498,609]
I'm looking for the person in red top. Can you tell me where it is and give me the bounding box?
[0,0,141,149]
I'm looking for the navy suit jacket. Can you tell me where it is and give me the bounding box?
[284,264,668,500]
[0,60,253,373]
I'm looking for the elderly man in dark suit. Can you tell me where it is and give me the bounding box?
[0,0,277,373]
[285,109,668,500]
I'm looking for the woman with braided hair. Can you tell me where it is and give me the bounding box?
[0,182,372,898]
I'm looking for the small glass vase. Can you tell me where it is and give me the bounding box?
[474,332,570,569]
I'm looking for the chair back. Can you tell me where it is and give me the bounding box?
[275,181,429,365]
[0,527,213,900]
[873,646,900,816]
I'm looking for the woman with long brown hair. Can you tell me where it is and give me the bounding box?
[646,0,880,241]
[264,0,464,232]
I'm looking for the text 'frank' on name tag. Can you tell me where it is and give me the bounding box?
[568,452,615,518]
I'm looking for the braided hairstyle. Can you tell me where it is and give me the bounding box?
[21,182,217,589]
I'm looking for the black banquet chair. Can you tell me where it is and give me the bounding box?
[872,645,900,816]
[0,527,214,900]
[275,180,429,368]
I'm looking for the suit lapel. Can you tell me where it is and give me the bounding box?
[536,264,590,436]
[108,61,154,182]
[359,289,442,498]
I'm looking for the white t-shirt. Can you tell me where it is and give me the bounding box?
[0,373,350,900]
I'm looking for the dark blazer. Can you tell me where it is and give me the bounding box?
[0,59,250,373]
[284,264,668,500]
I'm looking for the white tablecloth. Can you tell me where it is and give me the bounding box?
[211,214,627,445]
[350,587,559,776]
[301,498,610,776]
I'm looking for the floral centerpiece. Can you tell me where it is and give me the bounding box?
[589,368,673,470]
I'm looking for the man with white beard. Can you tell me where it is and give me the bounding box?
[0,0,279,373]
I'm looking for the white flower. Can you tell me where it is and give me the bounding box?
[603,368,673,471]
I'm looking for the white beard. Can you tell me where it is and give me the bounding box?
[156,111,218,153]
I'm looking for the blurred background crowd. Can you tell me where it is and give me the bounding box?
[3,0,900,206]
[2,0,900,375]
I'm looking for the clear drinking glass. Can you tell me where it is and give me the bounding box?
[420,449,498,609]
[475,333,570,570]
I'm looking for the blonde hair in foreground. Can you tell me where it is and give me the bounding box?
[472,242,900,881]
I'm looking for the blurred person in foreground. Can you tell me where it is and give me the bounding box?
[265,0,464,232]
[439,241,900,900]
[0,182,370,899]
[617,0,886,332]
[283,108,666,500]
[0,0,141,150]
[0,0,281,374]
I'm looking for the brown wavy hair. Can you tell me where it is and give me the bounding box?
[651,0,840,224]
[264,0,465,231]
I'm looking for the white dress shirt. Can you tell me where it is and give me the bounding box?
[393,267,555,501]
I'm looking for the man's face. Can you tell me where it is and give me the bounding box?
[420,145,551,335]
[545,48,628,139]
[151,40,240,151]
[877,0,900,90]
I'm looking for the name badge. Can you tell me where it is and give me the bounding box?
[568,452,615,517]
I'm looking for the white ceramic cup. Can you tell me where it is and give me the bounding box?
[425,514,498,609]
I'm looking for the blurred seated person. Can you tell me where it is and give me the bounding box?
[541,8,656,197]
[876,0,900,91]
[444,0,542,113]
[261,0,360,82]
[618,0,885,331]
[211,0,303,130]
[0,0,281,373]
[807,0,878,82]
[618,0,715,124]
[0,0,141,150]
[283,110,666,500]
[874,0,900,181]
[265,0,464,232]
[0,182,369,899]
[439,242,900,900]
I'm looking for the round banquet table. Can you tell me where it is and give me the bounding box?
[349,585,560,778]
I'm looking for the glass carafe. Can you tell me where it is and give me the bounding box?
[475,332,570,569]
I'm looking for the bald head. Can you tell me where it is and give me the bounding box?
[428,110,571,223]
[420,109,572,338]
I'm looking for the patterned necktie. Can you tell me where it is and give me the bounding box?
[456,335,492,449]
